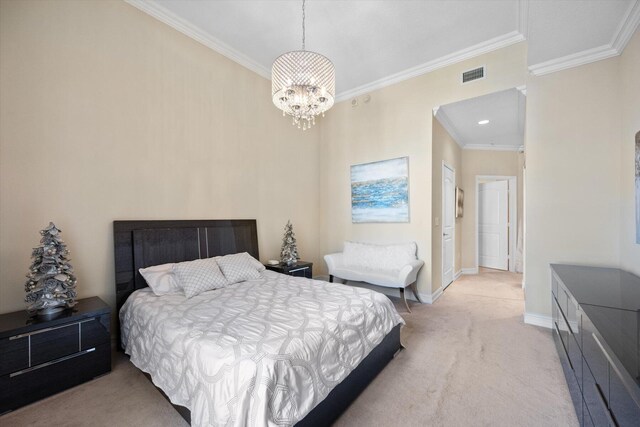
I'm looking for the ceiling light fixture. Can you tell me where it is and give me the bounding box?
[271,0,335,131]
[478,119,490,125]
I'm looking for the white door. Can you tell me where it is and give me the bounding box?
[442,165,455,288]
[478,180,509,270]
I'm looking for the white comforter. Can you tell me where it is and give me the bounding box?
[120,270,403,427]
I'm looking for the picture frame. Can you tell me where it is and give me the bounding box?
[351,157,409,223]
[455,187,464,218]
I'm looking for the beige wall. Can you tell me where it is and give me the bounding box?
[619,30,640,275]
[0,0,321,313]
[524,57,623,319]
[318,43,527,296]
[459,150,522,270]
[431,117,463,290]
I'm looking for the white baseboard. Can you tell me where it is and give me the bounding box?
[454,270,462,281]
[523,312,553,329]
[422,286,443,304]
[461,267,478,275]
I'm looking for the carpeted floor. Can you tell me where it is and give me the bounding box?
[1,269,578,427]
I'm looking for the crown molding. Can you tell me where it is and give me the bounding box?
[529,0,639,76]
[124,0,271,79]
[463,144,522,152]
[518,0,529,39]
[611,0,640,52]
[528,44,619,76]
[433,108,464,148]
[335,31,525,102]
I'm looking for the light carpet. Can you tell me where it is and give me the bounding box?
[1,269,578,427]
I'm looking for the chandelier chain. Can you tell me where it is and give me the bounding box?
[301,0,306,50]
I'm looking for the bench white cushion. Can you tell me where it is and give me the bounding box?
[343,241,417,271]
[325,241,424,290]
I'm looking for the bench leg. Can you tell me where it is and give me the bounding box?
[400,288,411,313]
[329,275,334,283]
[410,282,423,304]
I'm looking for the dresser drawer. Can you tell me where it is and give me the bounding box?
[0,343,110,414]
[0,336,29,376]
[583,358,614,427]
[80,315,110,350]
[609,361,640,427]
[30,323,80,366]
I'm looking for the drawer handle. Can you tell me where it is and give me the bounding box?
[9,348,95,377]
[553,322,573,371]
[9,318,95,340]
[594,383,618,427]
[288,267,309,273]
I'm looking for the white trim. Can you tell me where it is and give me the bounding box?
[529,0,640,76]
[528,45,619,76]
[421,287,444,304]
[524,312,553,329]
[518,0,530,39]
[516,85,527,96]
[463,144,522,151]
[335,31,524,102]
[475,175,517,273]
[442,162,456,290]
[124,0,271,79]
[434,108,464,148]
[461,267,478,275]
[454,270,462,281]
[611,0,640,53]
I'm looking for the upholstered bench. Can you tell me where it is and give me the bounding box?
[324,241,424,312]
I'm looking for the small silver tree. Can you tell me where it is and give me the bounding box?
[24,223,77,315]
[280,220,299,266]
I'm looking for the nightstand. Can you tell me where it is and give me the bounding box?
[265,261,313,278]
[0,297,111,414]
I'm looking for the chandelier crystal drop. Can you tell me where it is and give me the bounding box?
[272,0,335,131]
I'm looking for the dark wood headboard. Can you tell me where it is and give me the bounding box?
[113,220,259,316]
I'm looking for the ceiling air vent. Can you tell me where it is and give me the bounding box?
[462,66,485,84]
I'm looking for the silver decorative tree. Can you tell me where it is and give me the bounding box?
[24,222,77,315]
[280,220,299,266]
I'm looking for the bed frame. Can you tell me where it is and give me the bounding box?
[113,219,402,426]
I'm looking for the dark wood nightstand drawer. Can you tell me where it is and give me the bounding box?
[0,336,29,376]
[30,323,80,366]
[265,261,313,278]
[0,343,110,414]
[81,315,110,350]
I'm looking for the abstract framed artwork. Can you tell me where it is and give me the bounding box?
[351,157,409,223]
[635,132,640,245]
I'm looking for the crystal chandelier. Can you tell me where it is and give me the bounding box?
[272,0,335,130]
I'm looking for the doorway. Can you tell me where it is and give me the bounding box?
[476,176,517,272]
[442,163,456,288]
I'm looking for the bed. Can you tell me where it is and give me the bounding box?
[114,220,404,427]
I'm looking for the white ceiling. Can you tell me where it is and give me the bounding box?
[128,0,640,101]
[434,88,526,151]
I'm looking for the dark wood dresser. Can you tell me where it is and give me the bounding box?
[0,297,111,414]
[551,264,640,427]
[265,261,313,278]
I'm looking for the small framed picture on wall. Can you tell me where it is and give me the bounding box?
[455,187,464,218]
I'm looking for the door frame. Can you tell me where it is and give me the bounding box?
[442,161,456,289]
[475,175,517,273]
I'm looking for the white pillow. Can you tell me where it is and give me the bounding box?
[173,257,229,298]
[216,252,264,284]
[139,263,181,296]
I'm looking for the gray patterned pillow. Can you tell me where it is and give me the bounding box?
[173,257,229,299]
[216,252,264,284]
